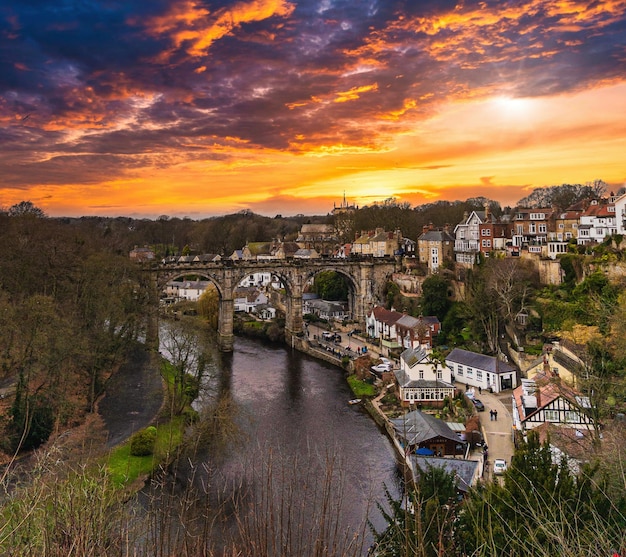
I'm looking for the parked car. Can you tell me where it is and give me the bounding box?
[493,458,507,475]
[371,363,392,375]
[380,357,392,365]
[472,398,485,412]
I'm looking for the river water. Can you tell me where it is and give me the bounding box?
[161,327,400,555]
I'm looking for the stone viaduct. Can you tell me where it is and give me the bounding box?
[154,258,400,351]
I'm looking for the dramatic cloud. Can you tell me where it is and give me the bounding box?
[1,0,625,217]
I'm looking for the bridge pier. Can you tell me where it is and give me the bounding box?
[218,297,235,352]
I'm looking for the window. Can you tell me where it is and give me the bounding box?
[529,223,536,233]
[559,223,564,229]
[482,239,491,248]
[517,225,524,235]
[419,370,424,379]
[481,228,491,236]
[539,224,547,233]
[430,247,439,268]
[437,369,442,380]
[565,411,578,423]
[457,365,464,376]
[476,370,483,381]
[544,410,559,422]
[466,367,473,378]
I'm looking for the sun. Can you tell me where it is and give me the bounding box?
[492,96,534,118]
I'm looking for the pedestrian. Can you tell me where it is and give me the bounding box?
[489,409,494,421]
[494,409,498,421]
[479,386,482,394]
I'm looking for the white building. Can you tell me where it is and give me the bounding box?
[394,347,455,407]
[178,280,212,301]
[454,210,485,265]
[233,287,269,313]
[445,348,518,393]
[577,199,617,245]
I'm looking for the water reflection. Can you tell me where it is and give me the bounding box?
[160,323,400,554]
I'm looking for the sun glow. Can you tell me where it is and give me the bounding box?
[492,96,535,118]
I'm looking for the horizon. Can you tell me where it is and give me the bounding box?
[2,1,625,219]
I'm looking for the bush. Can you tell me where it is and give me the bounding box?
[129,426,157,456]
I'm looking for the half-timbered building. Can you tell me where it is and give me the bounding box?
[511,376,594,433]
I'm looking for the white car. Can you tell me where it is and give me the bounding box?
[370,363,392,375]
[493,458,507,476]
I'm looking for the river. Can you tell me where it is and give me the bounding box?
[159,325,400,555]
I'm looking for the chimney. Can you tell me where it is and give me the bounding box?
[422,225,430,234]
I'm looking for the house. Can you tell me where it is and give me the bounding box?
[511,375,594,434]
[395,314,441,349]
[445,348,518,393]
[417,225,455,272]
[303,298,348,321]
[351,228,401,257]
[525,342,584,387]
[192,253,221,263]
[238,271,274,288]
[399,237,416,257]
[614,192,626,234]
[296,224,338,255]
[454,210,485,265]
[390,410,468,457]
[256,305,277,320]
[511,207,557,249]
[129,246,155,262]
[241,242,272,260]
[554,200,589,242]
[366,305,403,342]
[393,346,455,407]
[178,280,212,301]
[478,206,513,256]
[576,199,617,245]
[367,306,441,352]
[233,287,269,313]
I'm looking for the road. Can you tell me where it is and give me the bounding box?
[470,387,515,479]
[305,322,385,360]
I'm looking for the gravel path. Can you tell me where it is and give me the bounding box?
[98,345,165,448]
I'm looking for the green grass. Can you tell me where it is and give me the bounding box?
[106,416,185,487]
[347,374,377,397]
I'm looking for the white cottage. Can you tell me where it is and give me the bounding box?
[445,348,518,393]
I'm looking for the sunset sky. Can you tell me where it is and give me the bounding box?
[1,0,625,218]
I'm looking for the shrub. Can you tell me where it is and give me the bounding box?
[129,426,157,456]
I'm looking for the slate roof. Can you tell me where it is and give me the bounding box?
[446,348,516,375]
[410,456,478,493]
[401,346,429,367]
[390,410,463,447]
[418,229,455,242]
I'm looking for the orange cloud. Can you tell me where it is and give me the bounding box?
[142,0,295,60]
